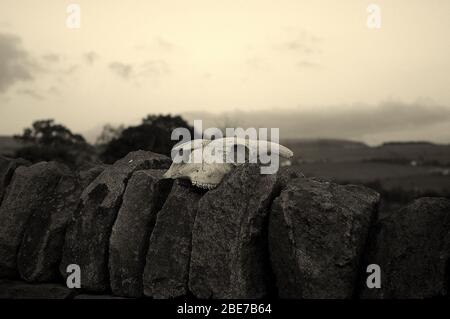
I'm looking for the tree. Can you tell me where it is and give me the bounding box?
[15,119,86,145]
[96,124,124,146]
[100,114,193,164]
[14,119,96,167]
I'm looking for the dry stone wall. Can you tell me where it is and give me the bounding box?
[0,153,448,299]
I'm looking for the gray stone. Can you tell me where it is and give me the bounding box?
[60,151,171,292]
[189,164,279,299]
[109,169,172,297]
[269,177,380,298]
[361,197,450,299]
[0,156,28,204]
[276,165,306,188]
[79,164,108,189]
[143,182,203,298]
[17,165,80,282]
[74,294,126,299]
[0,162,69,278]
[0,279,75,299]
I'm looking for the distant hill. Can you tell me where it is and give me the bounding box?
[381,141,436,146]
[282,138,450,196]
[282,138,368,149]
[282,138,450,166]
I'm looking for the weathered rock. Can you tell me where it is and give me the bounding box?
[269,177,380,298]
[109,169,173,297]
[74,294,126,299]
[0,156,29,204]
[0,279,75,299]
[17,165,80,282]
[78,164,108,189]
[0,162,69,278]
[189,164,279,299]
[60,151,171,292]
[143,182,203,298]
[276,165,306,188]
[361,197,450,299]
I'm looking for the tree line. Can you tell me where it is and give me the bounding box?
[13,114,193,167]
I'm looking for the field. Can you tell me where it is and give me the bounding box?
[280,139,450,211]
[283,138,450,166]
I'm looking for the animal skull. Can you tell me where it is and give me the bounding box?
[163,137,294,189]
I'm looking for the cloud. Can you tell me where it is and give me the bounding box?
[278,30,321,55]
[135,37,175,52]
[16,88,44,100]
[0,33,34,92]
[155,37,174,51]
[297,60,320,69]
[245,57,268,71]
[182,100,450,144]
[83,51,99,65]
[109,62,133,79]
[47,86,60,96]
[273,30,323,69]
[60,64,79,75]
[0,33,85,101]
[284,41,313,54]
[41,53,60,63]
[138,60,169,76]
[109,60,169,80]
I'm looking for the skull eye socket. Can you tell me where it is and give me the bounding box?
[177,148,191,163]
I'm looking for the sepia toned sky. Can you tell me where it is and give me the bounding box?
[0,0,449,144]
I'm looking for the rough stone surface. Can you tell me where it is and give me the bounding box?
[109,169,173,297]
[0,156,29,204]
[361,197,450,299]
[17,165,80,282]
[0,279,75,299]
[269,177,380,299]
[78,164,108,189]
[0,162,69,278]
[60,151,171,292]
[276,166,306,188]
[189,164,279,299]
[143,182,203,298]
[74,294,126,299]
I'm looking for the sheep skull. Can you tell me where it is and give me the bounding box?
[163,137,294,189]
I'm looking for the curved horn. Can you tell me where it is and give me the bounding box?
[218,137,294,159]
[172,139,211,152]
[256,140,294,159]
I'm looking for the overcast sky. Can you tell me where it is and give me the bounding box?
[0,0,449,144]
